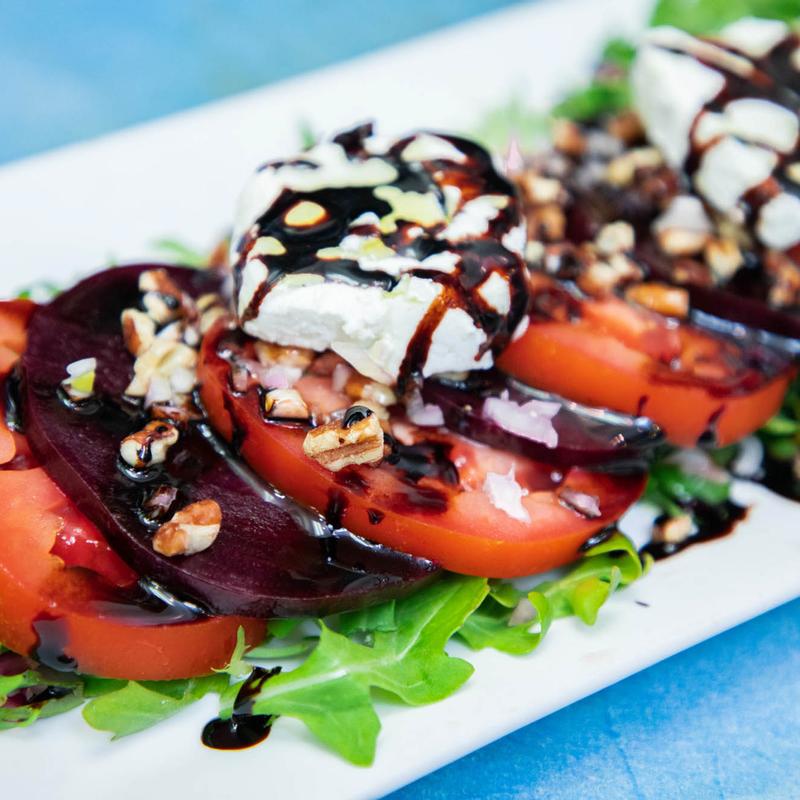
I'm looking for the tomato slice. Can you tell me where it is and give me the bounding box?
[0,301,265,679]
[199,324,645,578]
[498,280,794,447]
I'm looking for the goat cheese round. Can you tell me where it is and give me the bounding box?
[632,21,800,251]
[231,126,529,386]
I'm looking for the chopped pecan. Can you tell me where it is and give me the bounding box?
[595,221,635,256]
[551,119,586,157]
[264,388,310,420]
[303,407,384,472]
[121,309,156,356]
[704,237,743,281]
[652,513,694,545]
[152,499,222,557]
[120,420,180,469]
[625,282,689,318]
[254,340,315,370]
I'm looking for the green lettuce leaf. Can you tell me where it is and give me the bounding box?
[150,238,209,268]
[459,533,646,653]
[535,533,648,625]
[247,575,487,765]
[82,674,229,739]
[651,0,800,33]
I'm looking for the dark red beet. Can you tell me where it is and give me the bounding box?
[21,265,438,617]
[422,372,662,471]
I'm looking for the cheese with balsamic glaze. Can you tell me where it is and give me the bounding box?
[230,127,528,386]
[632,20,800,251]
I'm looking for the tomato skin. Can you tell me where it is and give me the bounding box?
[0,301,266,679]
[498,294,793,448]
[199,323,646,578]
[0,466,266,680]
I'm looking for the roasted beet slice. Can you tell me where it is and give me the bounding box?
[21,264,437,617]
[422,372,662,471]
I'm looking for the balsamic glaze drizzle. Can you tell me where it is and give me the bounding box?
[232,124,530,390]
[202,666,281,751]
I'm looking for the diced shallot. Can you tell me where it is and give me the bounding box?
[558,488,601,519]
[234,358,302,392]
[406,388,445,427]
[482,466,530,523]
[483,391,560,448]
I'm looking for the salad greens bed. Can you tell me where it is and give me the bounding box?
[3,535,647,764]
[3,0,798,766]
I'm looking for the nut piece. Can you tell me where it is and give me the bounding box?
[303,407,384,472]
[625,282,689,318]
[606,111,644,145]
[121,309,156,356]
[254,340,315,370]
[139,268,183,297]
[577,253,642,296]
[518,173,564,206]
[344,374,397,407]
[125,340,198,399]
[264,388,310,420]
[551,119,586,157]
[704,237,743,281]
[152,499,222,557]
[526,204,566,242]
[595,221,635,256]
[606,147,662,187]
[656,227,709,257]
[120,420,180,468]
[653,513,694,545]
[139,268,185,325]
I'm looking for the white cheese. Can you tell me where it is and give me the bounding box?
[757,193,800,250]
[695,137,777,212]
[477,271,512,314]
[695,99,799,154]
[401,133,467,163]
[716,17,789,58]
[632,42,725,166]
[242,274,490,385]
[653,195,712,235]
[438,194,509,242]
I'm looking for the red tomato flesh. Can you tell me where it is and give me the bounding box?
[0,301,265,679]
[200,324,646,578]
[498,280,793,447]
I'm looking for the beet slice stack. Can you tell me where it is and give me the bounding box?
[21,264,438,618]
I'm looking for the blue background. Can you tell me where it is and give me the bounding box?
[3,2,799,797]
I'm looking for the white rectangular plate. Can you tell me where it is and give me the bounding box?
[3,1,799,798]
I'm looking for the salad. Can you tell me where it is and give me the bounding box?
[2,0,799,769]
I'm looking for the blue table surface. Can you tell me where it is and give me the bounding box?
[2,2,799,797]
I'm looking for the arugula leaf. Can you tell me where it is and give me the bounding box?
[645,456,731,520]
[248,575,487,765]
[650,0,800,33]
[150,238,209,268]
[245,640,317,660]
[459,590,552,655]
[552,79,631,122]
[602,38,637,69]
[471,95,550,154]
[535,534,648,624]
[460,534,646,653]
[336,600,397,637]
[298,119,318,150]
[83,674,228,739]
[0,664,85,731]
[15,281,61,302]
